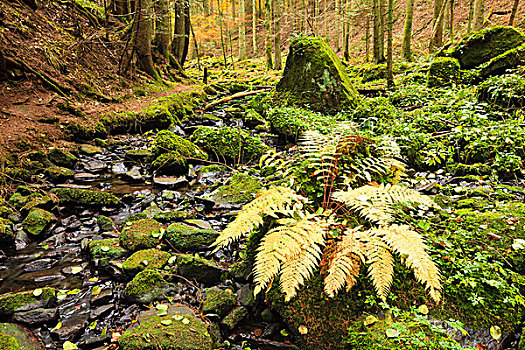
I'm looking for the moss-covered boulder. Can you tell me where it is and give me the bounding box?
[190,126,268,164]
[0,218,15,243]
[96,215,115,232]
[87,238,128,264]
[50,188,119,206]
[47,148,78,168]
[201,287,236,318]
[0,323,45,350]
[123,269,179,304]
[0,288,56,316]
[427,57,461,87]
[263,36,360,114]
[122,249,171,273]
[21,208,56,236]
[151,130,207,174]
[119,219,163,251]
[440,26,525,69]
[172,254,225,286]
[479,43,525,79]
[119,304,213,350]
[79,144,102,155]
[43,166,74,182]
[221,306,248,331]
[124,149,153,163]
[205,173,262,205]
[165,223,218,250]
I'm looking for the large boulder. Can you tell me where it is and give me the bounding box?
[263,36,360,114]
[440,26,525,69]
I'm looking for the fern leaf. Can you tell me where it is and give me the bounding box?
[213,186,304,249]
[381,224,442,302]
[281,243,324,300]
[365,233,394,302]
[253,216,326,298]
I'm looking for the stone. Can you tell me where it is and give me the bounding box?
[173,254,226,286]
[96,215,115,232]
[124,149,153,163]
[87,238,128,264]
[165,223,218,251]
[427,57,461,87]
[51,188,119,206]
[0,218,15,244]
[79,144,102,155]
[221,306,248,330]
[123,269,180,304]
[151,130,208,174]
[89,304,114,320]
[12,308,57,324]
[84,160,107,173]
[120,170,143,183]
[153,176,188,189]
[202,287,236,318]
[43,167,74,182]
[0,323,44,349]
[74,172,99,181]
[0,288,56,316]
[204,173,262,205]
[122,249,171,273]
[119,219,163,251]
[47,148,78,168]
[21,208,56,236]
[119,304,212,350]
[262,36,360,114]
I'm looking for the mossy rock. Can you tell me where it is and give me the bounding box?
[165,223,218,250]
[122,249,171,273]
[43,166,74,182]
[20,194,57,215]
[479,43,525,79]
[123,269,179,304]
[119,304,212,350]
[119,219,163,251]
[79,144,102,155]
[50,188,119,206]
[0,288,56,316]
[153,210,193,222]
[124,149,153,163]
[151,130,207,174]
[440,26,525,69]
[47,148,78,168]
[263,36,360,114]
[427,57,461,87]
[190,126,269,164]
[0,323,44,350]
[202,287,236,318]
[87,238,128,264]
[173,254,225,286]
[205,173,262,205]
[0,333,19,350]
[96,215,115,232]
[21,208,56,236]
[0,218,15,243]
[221,306,248,331]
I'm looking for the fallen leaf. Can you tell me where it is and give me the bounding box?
[253,329,262,336]
[63,341,78,350]
[298,325,308,335]
[418,304,429,315]
[386,329,400,338]
[364,315,378,326]
[33,288,43,297]
[490,325,501,340]
[70,266,83,274]
[161,319,173,326]
[91,286,101,295]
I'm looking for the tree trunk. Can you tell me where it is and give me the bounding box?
[334,0,340,52]
[449,0,454,42]
[432,0,444,48]
[365,13,370,62]
[386,0,394,89]
[343,0,351,60]
[231,0,236,19]
[264,0,273,69]
[252,0,257,56]
[372,0,384,63]
[203,0,210,15]
[132,0,159,80]
[239,0,246,60]
[172,0,191,66]
[429,0,448,52]
[378,0,385,58]
[217,0,228,65]
[467,0,474,32]
[273,0,281,69]
[472,0,485,31]
[113,0,130,18]
[155,0,171,62]
[402,0,415,61]
[509,0,519,26]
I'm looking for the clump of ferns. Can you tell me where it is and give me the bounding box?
[213,125,442,305]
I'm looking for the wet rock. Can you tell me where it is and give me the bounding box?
[153,176,189,189]
[123,269,180,304]
[74,172,99,181]
[89,304,114,320]
[90,288,113,306]
[44,166,75,182]
[153,210,190,222]
[13,308,57,324]
[62,215,82,230]
[202,287,236,318]
[221,306,248,330]
[119,304,212,350]
[15,230,30,250]
[124,149,153,163]
[184,219,212,230]
[50,316,88,341]
[87,238,128,264]
[22,259,56,272]
[79,333,111,349]
[79,144,102,155]
[84,160,107,173]
[0,323,44,349]
[51,188,119,206]
[236,284,255,308]
[120,169,143,183]
[47,148,78,168]
[21,208,56,236]
[0,218,15,245]
[261,308,275,323]
[165,223,218,250]
[96,215,115,232]
[173,254,226,286]
[0,288,56,316]
[119,219,162,251]
[111,163,127,174]
[122,249,170,273]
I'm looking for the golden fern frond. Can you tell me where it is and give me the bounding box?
[351,156,391,182]
[253,216,326,298]
[213,186,305,249]
[299,130,339,181]
[365,232,395,302]
[259,149,294,180]
[381,224,442,302]
[281,243,324,301]
[332,184,437,224]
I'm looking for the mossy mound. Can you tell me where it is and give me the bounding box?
[21,208,56,236]
[122,249,171,272]
[441,26,525,69]
[150,130,207,174]
[124,149,153,163]
[50,188,119,206]
[0,288,56,316]
[205,173,262,205]
[427,57,461,87]
[79,144,102,155]
[173,254,225,286]
[87,238,128,264]
[479,43,525,79]
[43,166,74,182]
[0,333,19,350]
[0,218,15,243]
[190,126,268,164]
[96,215,115,232]
[47,148,78,168]
[477,73,525,108]
[123,269,178,304]
[202,287,236,318]
[119,305,212,350]
[119,219,163,251]
[263,36,360,114]
[165,223,218,250]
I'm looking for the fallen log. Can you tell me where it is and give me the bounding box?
[202,88,270,111]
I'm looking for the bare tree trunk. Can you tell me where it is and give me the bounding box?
[372,0,384,63]
[264,0,273,69]
[155,0,171,62]
[334,0,340,52]
[449,0,454,42]
[343,0,351,60]
[378,0,385,57]
[252,0,258,56]
[239,0,246,60]
[429,0,448,52]
[467,0,474,32]
[217,0,228,66]
[386,0,394,89]
[509,0,519,26]
[365,13,370,62]
[231,0,236,18]
[132,0,159,80]
[472,0,485,30]
[402,0,415,61]
[273,0,281,69]
[432,0,444,48]
[203,0,210,15]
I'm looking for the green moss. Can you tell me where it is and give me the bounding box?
[0,334,19,350]
[88,238,128,263]
[165,223,218,250]
[202,287,236,318]
[124,149,153,163]
[221,306,248,330]
[0,218,15,242]
[198,165,226,174]
[441,26,525,69]
[151,130,207,173]
[123,269,174,303]
[50,188,119,206]
[210,173,262,204]
[47,148,78,168]
[479,43,525,79]
[122,249,171,272]
[153,210,193,222]
[190,126,269,164]
[447,163,492,176]
[43,166,74,181]
[96,215,115,231]
[173,254,224,285]
[21,208,56,236]
[79,144,102,155]
[119,219,163,251]
[0,288,56,315]
[427,57,461,87]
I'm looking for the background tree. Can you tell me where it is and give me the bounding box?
[252,0,257,56]
[402,0,415,61]
[154,0,171,63]
[264,0,273,69]
[132,0,159,80]
[386,0,393,88]
[472,0,485,31]
[509,0,519,26]
[274,0,282,70]
[239,0,246,60]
